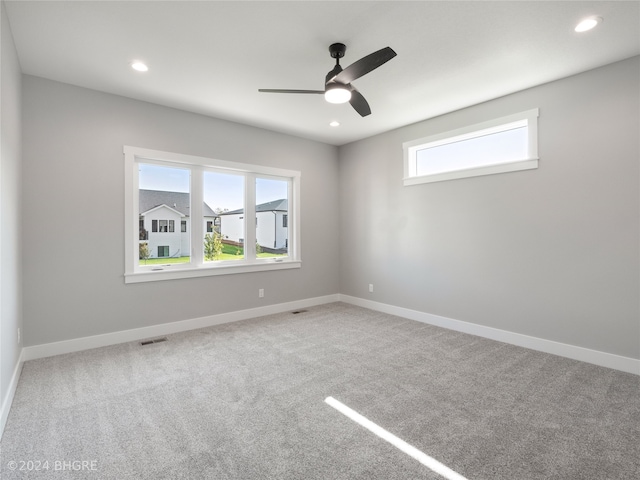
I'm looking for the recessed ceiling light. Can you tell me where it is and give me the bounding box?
[329,121,340,127]
[575,16,603,33]
[131,61,149,72]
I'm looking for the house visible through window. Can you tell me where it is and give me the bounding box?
[254,177,289,257]
[403,109,539,185]
[138,164,191,266]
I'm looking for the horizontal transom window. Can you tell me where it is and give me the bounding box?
[403,108,539,185]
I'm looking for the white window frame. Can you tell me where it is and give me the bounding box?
[124,146,301,284]
[403,108,539,185]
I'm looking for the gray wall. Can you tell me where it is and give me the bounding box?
[1,0,23,405]
[21,76,339,346]
[338,57,639,359]
[15,51,640,362]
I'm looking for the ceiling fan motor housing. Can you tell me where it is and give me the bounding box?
[329,43,347,59]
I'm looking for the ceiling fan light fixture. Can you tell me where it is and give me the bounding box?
[325,84,351,104]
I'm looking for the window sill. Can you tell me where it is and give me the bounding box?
[403,158,538,186]
[125,259,301,284]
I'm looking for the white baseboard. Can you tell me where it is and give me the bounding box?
[1,347,24,440]
[18,292,640,374]
[339,295,640,376]
[22,294,340,362]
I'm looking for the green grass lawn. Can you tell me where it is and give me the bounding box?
[140,256,191,265]
[140,244,285,265]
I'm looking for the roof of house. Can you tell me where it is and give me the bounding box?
[139,189,216,217]
[221,199,288,216]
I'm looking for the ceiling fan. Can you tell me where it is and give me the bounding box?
[258,43,397,117]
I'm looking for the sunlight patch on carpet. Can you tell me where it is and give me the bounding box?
[325,396,468,480]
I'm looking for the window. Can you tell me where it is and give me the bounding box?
[152,219,177,232]
[256,177,289,258]
[124,146,301,283]
[403,109,539,185]
[139,218,148,240]
[204,171,244,263]
[138,163,190,266]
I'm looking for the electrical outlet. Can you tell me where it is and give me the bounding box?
[259,288,264,298]
[369,284,374,293]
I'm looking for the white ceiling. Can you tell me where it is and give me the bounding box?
[5,1,639,146]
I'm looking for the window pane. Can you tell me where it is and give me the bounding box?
[256,177,289,258]
[204,171,244,262]
[138,163,190,265]
[416,125,528,176]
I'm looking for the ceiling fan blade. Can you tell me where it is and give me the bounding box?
[349,87,371,117]
[259,89,324,94]
[334,46,397,84]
